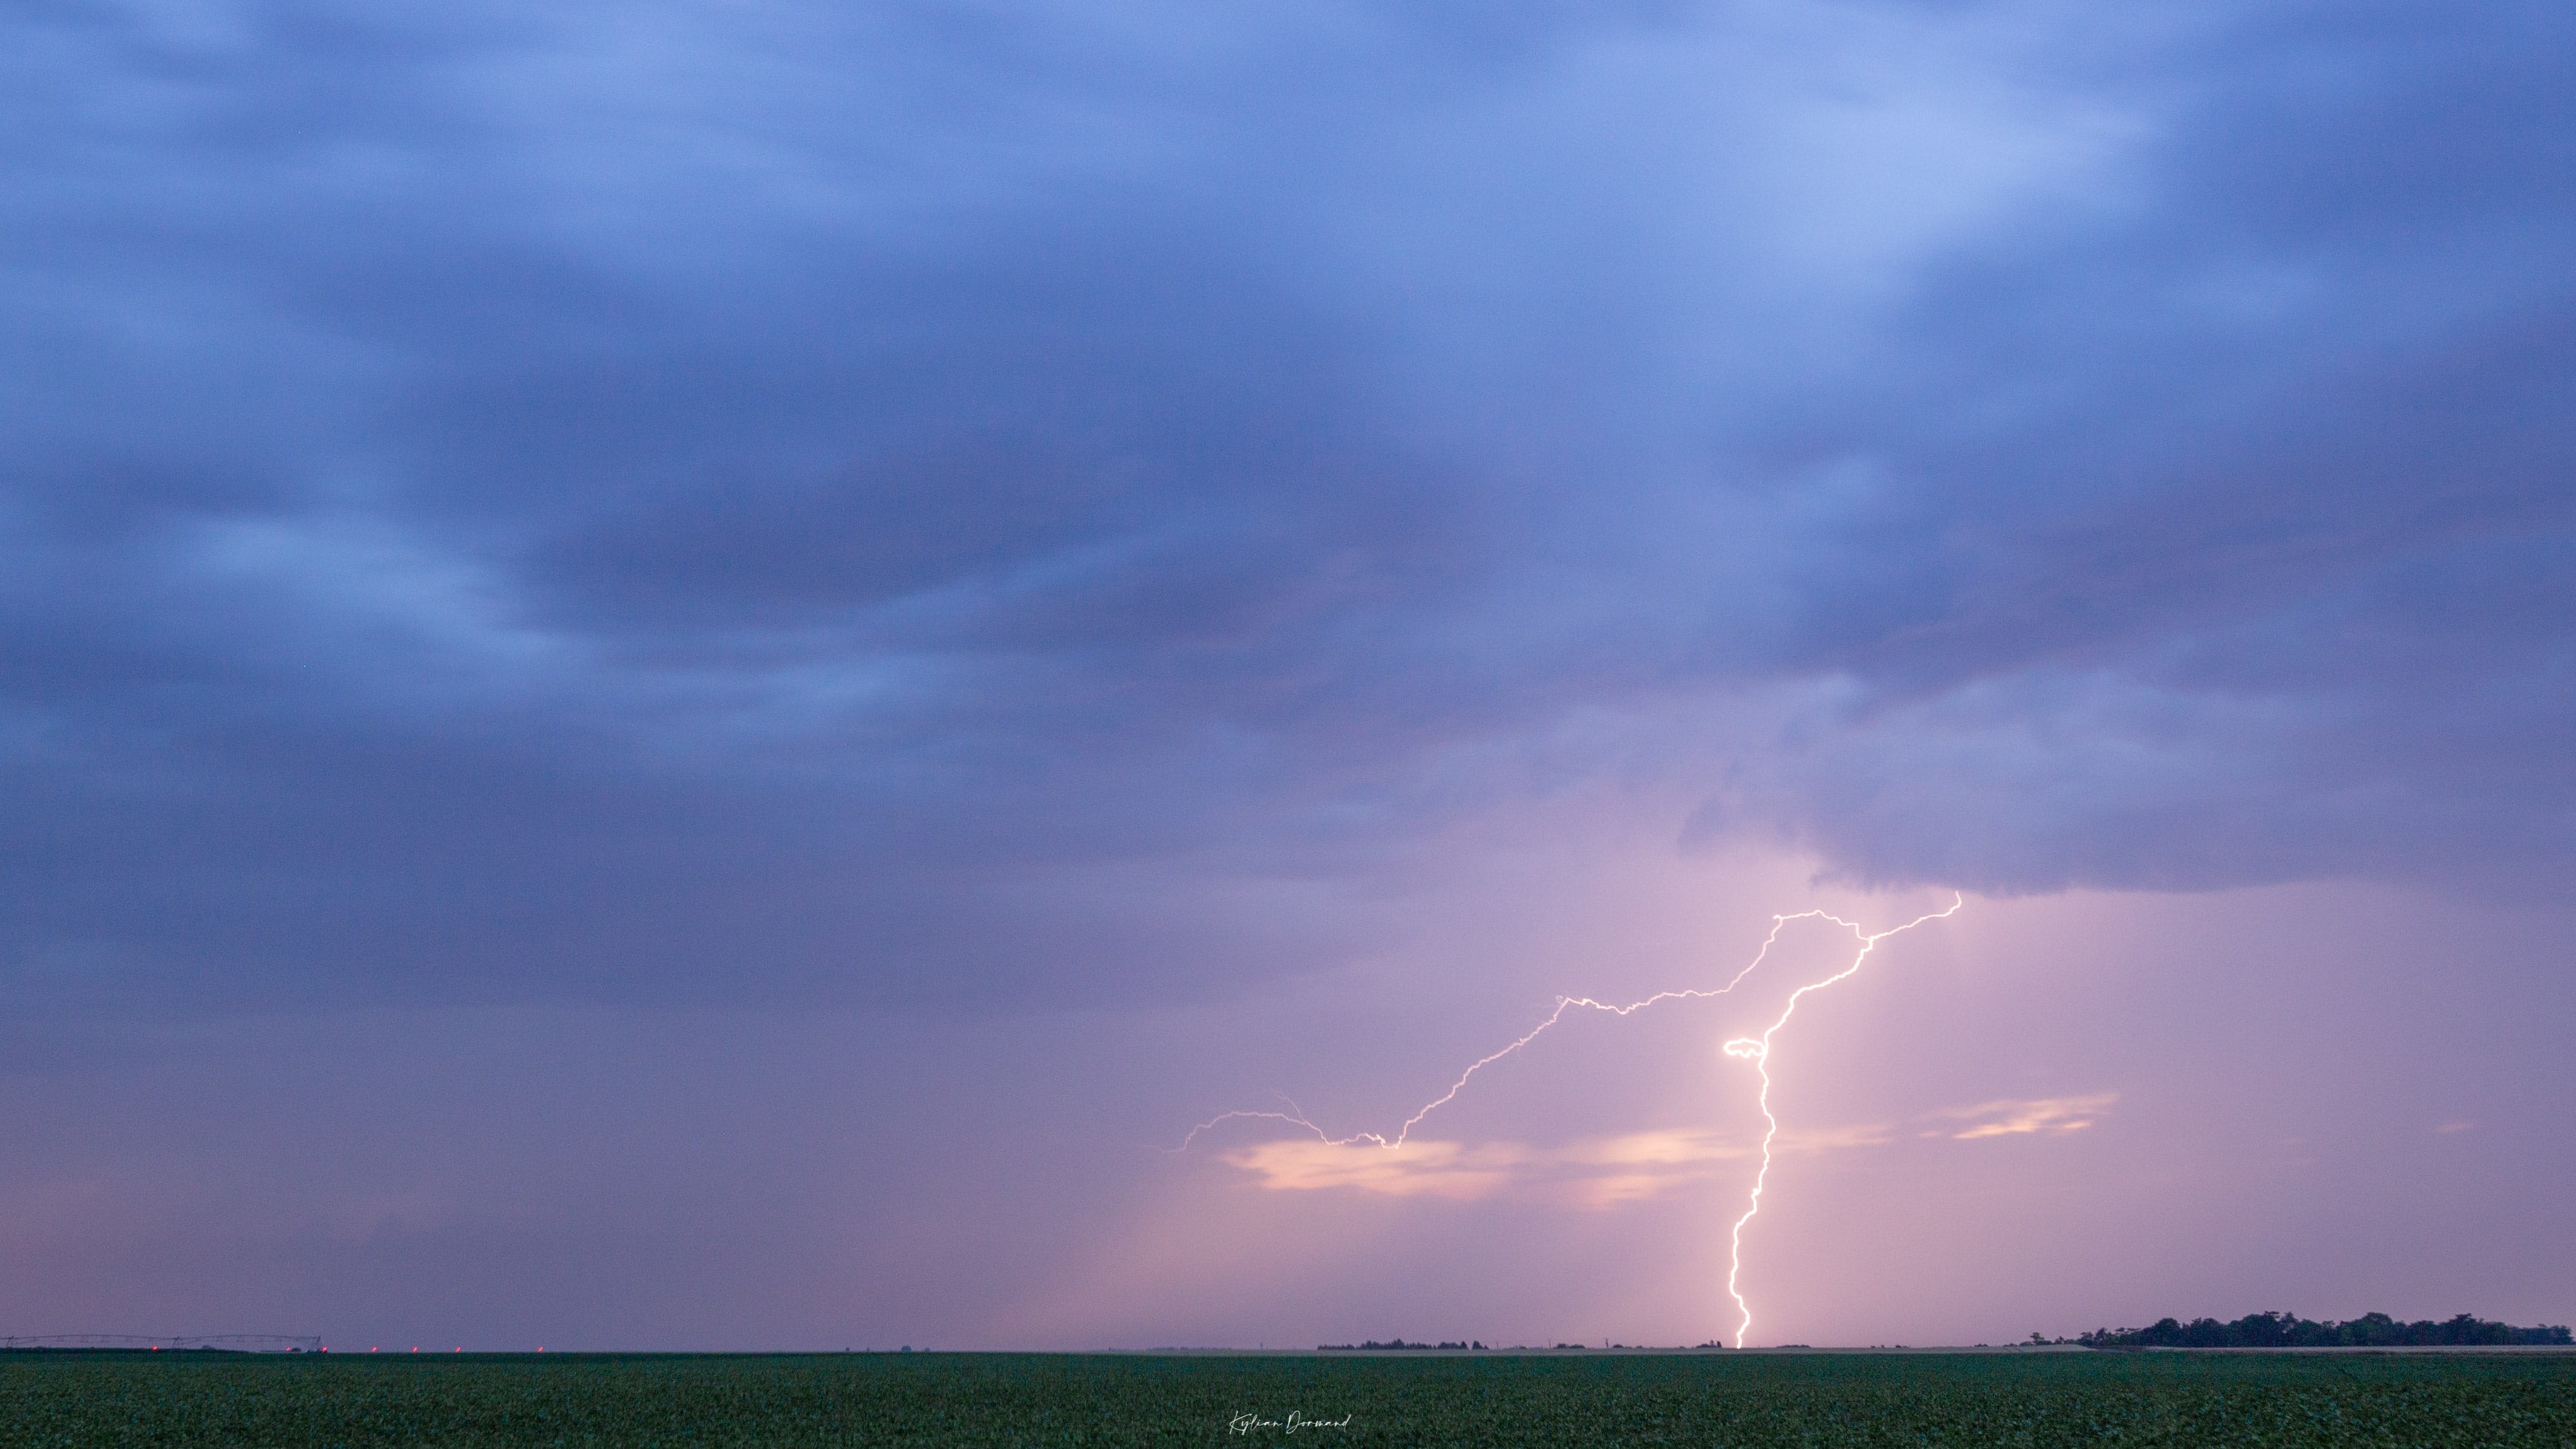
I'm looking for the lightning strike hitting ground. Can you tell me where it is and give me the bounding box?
[1176,894,1965,1347]
[1717,894,1962,1346]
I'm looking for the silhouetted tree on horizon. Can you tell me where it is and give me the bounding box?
[2072,1311,2571,1349]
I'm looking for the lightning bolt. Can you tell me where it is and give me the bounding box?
[1717,893,1961,1346]
[1175,893,1964,1348]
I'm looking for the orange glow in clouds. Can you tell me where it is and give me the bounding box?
[1182,894,1968,1347]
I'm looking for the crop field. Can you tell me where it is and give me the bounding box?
[5,1347,2573,1447]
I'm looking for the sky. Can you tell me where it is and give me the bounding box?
[2,0,2571,1350]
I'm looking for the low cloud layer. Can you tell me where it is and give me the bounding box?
[1224,1130,1755,1210]
[1939,1095,2115,1141]
[4,1,2569,1014]
[1222,1095,2114,1205]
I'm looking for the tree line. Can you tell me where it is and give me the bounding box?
[2062,1312,2571,1349]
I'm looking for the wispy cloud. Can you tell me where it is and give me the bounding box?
[1227,1090,2118,1203]
[1224,1130,1750,1208]
[1936,1094,2118,1141]
[1221,1139,1537,1202]
[1779,1122,1898,1153]
[1221,1125,1903,1209]
[1225,1096,2112,1205]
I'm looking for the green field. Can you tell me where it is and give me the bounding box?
[5,1348,2572,1447]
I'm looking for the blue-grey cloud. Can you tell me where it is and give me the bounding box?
[4,0,2569,1011]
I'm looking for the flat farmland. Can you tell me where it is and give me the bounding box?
[5,1347,2573,1447]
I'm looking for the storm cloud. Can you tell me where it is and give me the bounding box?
[6,0,2570,1012]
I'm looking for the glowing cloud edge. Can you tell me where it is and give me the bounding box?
[1173,893,1966,1349]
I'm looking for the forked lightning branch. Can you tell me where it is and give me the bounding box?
[1176,895,1966,1347]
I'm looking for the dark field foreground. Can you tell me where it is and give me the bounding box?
[5,1349,2574,1447]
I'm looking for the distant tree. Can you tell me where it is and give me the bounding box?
[2228,1312,2292,1348]
[2075,1311,2568,1350]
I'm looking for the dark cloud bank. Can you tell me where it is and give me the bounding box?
[4,0,2569,1011]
